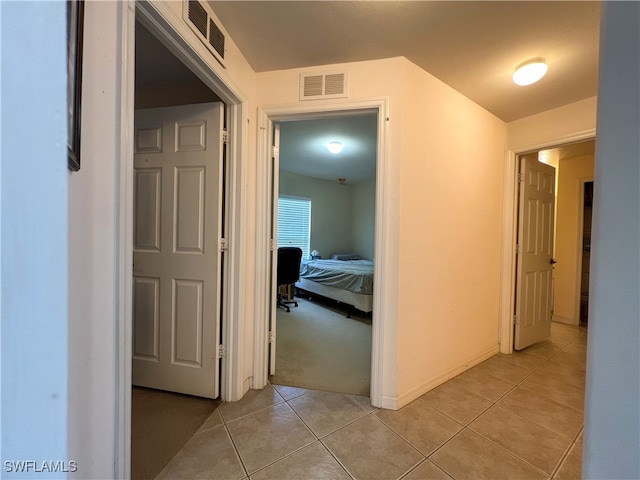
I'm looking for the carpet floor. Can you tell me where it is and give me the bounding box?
[131,387,220,480]
[269,296,372,396]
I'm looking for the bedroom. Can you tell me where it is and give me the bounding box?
[271,114,377,395]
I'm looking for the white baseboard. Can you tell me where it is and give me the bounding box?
[380,345,500,411]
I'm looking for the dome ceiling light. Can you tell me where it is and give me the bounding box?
[326,141,344,154]
[513,58,548,86]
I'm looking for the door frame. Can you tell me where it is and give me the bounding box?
[254,99,390,408]
[499,129,596,354]
[115,1,248,477]
[575,177,594,326]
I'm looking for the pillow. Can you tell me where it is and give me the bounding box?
[331,253,361,261]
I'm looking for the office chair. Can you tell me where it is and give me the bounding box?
[277,247,303,312]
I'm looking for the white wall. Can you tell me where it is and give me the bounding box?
[554,154,594,324]
[279,172,354,257]
[1,2,69,475]
[395,60,507,399]
[583,2,640,478]
[507,96,597,151]
[352,178,376,260]
[258,57,508,406]
[279,172,375,260]
[67,3,123,476]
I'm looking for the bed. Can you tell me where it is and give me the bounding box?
[296,254,374,313]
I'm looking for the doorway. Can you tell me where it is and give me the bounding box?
[131,18,227,480]
[269,114,377,396]
[507,138,595,352]
[579,180,594,324]
[255,100,390,408]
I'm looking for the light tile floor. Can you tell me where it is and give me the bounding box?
[155,322,586,480]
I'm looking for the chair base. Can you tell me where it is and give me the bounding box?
[277,294,298,313]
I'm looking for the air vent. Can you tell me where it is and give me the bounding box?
[208,19,225,59]
[183,0,226,67]
[300,71,348,100]
[188,1,207,38]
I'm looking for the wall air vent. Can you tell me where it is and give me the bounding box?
[299,71,348,100]
[183,0,226,67]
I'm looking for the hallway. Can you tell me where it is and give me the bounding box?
[149,322,586,480]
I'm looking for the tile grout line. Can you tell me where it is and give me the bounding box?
[220,423,250,480]
[423,328,585,478]
[549,423,585,479]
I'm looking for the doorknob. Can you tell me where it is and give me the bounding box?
[550,258,557,265]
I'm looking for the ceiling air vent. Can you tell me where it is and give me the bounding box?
[183,0,226,67]
[300,72,348,100]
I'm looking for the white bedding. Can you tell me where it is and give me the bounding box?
[299,259,374,295]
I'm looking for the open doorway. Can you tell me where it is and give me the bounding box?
[255,99,390,408]
[579,180,594,324]
[511,139,595,352]
[130,18,228,480]
[269,114,377,396]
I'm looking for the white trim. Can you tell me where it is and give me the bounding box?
[116,1,249,476]
[254,111,273,389]
[499,129,596,354]
[114,3,135,478]
[254,98,391,408]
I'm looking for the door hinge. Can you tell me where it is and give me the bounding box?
[269,239,275,251]
[271,145,279,158]
[513,315,519,325]
[515,244,521,255]
[222,128,229,144]
[220,238,228,252]
[217,344,225,358]
[518,172,524,182]
[268,331,274,344]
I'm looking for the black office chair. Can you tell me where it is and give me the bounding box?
[277,247,303,312]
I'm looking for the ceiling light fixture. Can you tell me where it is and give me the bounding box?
[326,141,343,154]
[513,58,548,86]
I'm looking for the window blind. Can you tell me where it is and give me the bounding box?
[277,196,311,259]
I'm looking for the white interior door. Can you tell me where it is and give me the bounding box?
[268,123,280,376]
[514,155,556,350]
[132,102,224,398]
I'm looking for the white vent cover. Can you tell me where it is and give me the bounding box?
[183,0,226,67]
[299,72,348,100]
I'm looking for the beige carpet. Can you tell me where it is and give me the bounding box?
[270,296,372,396]
[131,387,220,480]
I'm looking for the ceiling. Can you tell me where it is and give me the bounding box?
[279,114,378,185]
[209,1,601,122]
[135,2,600,184]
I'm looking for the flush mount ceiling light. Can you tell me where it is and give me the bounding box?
[513,58,548,86]
[326,141,343,154]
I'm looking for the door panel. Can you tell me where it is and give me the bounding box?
[133,276,160,361]
[514,155,556,350]
[133,102,224,398]
[134,169,162,251]
[175,166,205,253]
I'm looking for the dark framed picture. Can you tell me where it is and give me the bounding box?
[67,0,84,171]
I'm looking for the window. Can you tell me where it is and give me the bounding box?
[277,196,311,259]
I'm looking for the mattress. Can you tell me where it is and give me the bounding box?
[299,259,374,295]
[296,277,373,313]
